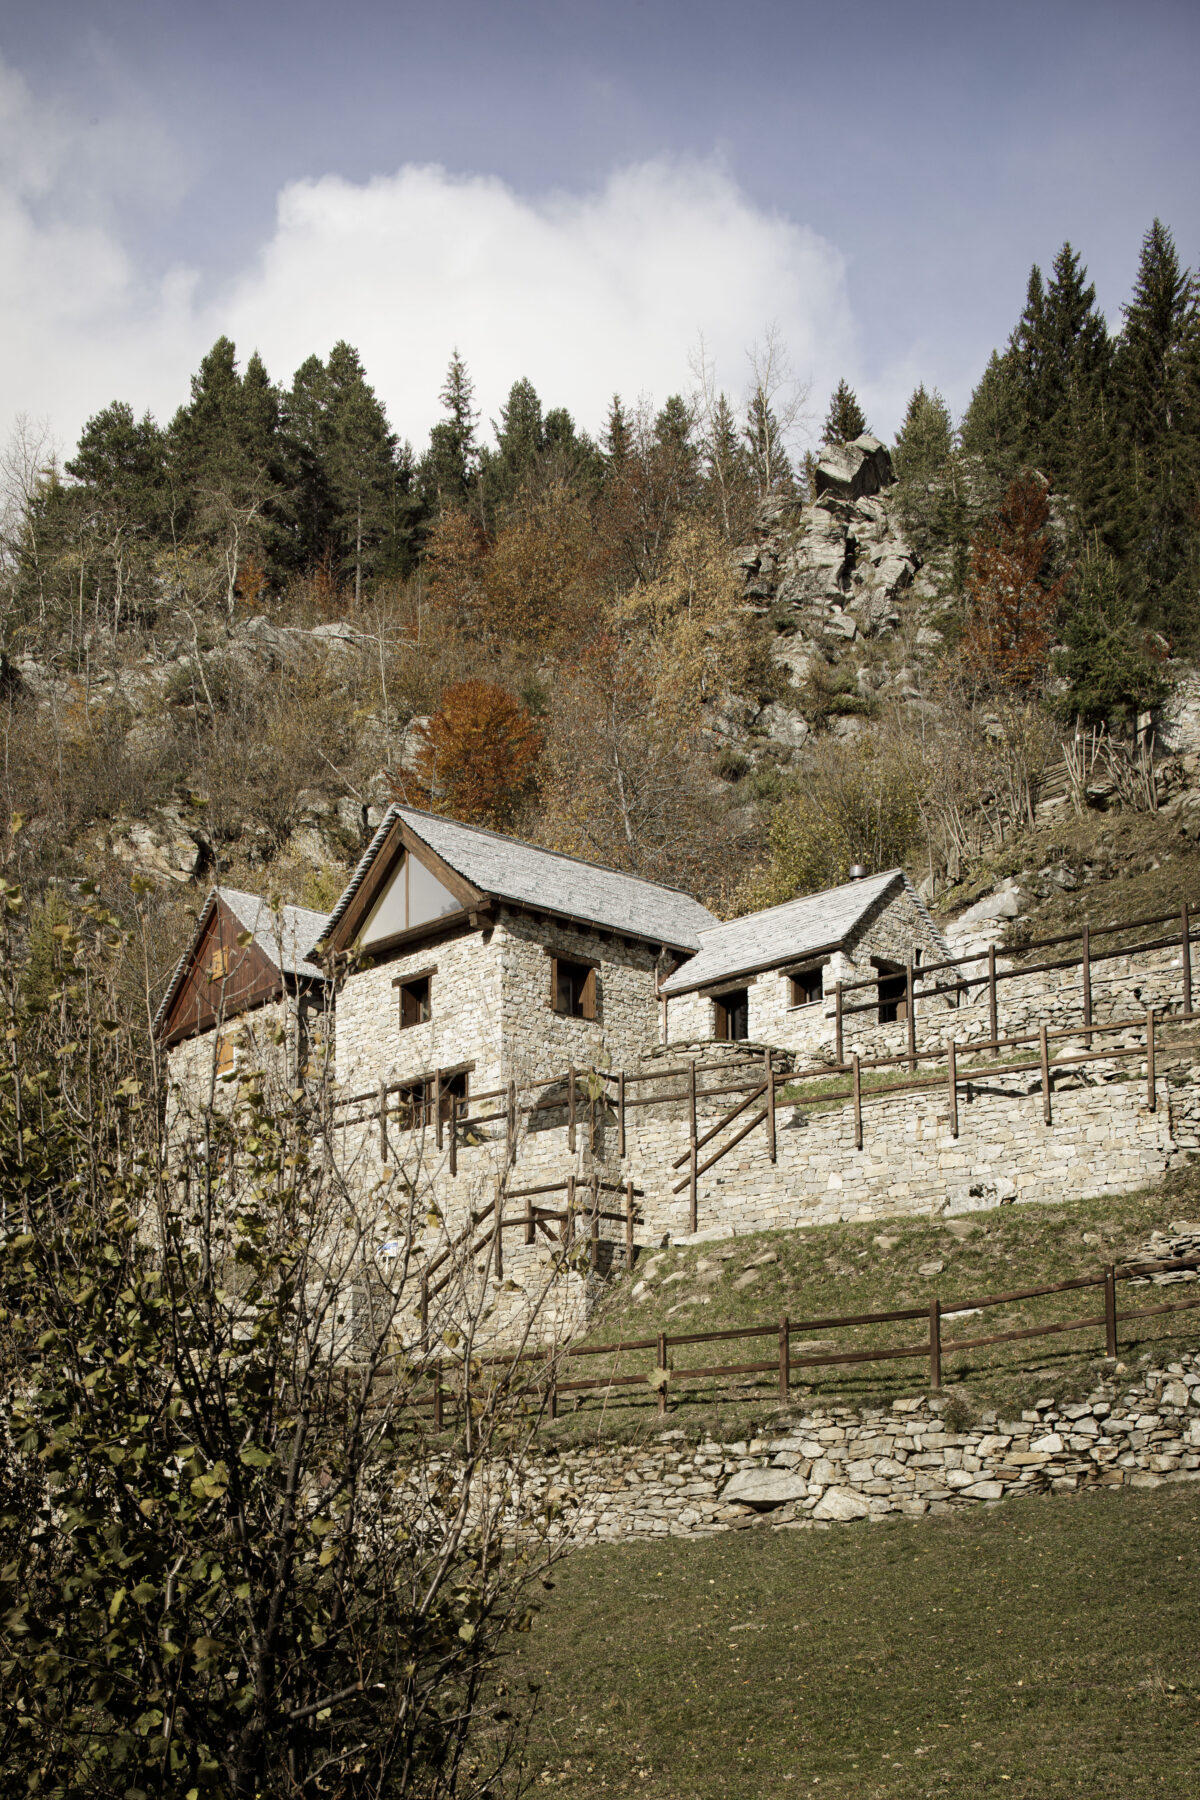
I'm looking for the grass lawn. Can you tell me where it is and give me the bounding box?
[531,1172,1200,1449]
[510,1483,1200,1799]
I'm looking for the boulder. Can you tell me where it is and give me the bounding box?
[813,435,894,503]
[722,1468,810,1508]
[812,1486,871,1522]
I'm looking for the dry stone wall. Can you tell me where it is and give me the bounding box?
[524,1349,1200,1541]
[334,925,505,1097]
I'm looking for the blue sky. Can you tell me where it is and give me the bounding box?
[2,0,1198,458]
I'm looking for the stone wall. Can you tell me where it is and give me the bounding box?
[523,1349,1200,1540]
[498,909,663,1082]
[334,923,505,1097]
[844,943,1189,1064]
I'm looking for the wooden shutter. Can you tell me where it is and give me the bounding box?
[581,966,597,1020]
[210,947,229,978]
[549,956,560,1013]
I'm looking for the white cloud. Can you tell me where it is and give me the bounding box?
[0,57,862,457]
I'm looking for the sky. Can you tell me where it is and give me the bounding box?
[2,0,1199,464]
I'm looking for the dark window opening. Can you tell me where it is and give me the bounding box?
[713,988,749,1041]
[876,962,907,1024]
[551,957,597,1020]
[789,966,824,1007]
[399,974,432,1029]
[395,1068,469,1132]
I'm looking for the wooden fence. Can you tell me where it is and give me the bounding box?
[327,894,1200,1228]
[832,898,1196,1063]
[404,1250,1200,1431]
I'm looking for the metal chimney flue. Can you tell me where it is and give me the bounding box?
[848,864,868,880]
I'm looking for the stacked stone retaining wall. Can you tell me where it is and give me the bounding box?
[521,1349,1200,1541]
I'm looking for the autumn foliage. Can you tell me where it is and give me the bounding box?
[402,679,542,830]
[961,471,1070,689]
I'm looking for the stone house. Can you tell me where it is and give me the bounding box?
[159,817,947,1117]
[659,868,950,1058]
[156,885,330,1102]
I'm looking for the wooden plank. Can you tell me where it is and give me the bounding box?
[947,1038,958,1138]
[379,1078,389,1164]
[988,945,998,1056]
[625,1178,635,1270]
[657,1330,668,1415]
[778,1315,789,1399]
[852,1052,862,1150]
[568,1064,576,1152]
[929,1297,941,1389]
[671,1107,769,1193]
[1082,924,1092,1029]
[766,1051,777,1163]
[906,958,916,1072]
[1146,1006,1156,1111]
[1040,1024,1051,1124]
[835,980,844,1064]
[1105,1264,1118,1358]
[670,1080,766,1169]
[1184,903,1193,1019]
[618,1069,626,1159]
[688,1060,698,1234]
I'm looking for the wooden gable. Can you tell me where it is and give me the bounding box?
[326,816,487,957]
[160,898,282,1047]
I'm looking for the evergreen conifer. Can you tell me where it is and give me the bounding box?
[821,380,867,445]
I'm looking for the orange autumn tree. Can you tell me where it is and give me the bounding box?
[961,471,1070,689]
[401,679,542,830]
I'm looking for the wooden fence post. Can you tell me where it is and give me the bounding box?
[766,1049,777,1163]
[548,1367,557,1421]
[565,1174,576,1249]
[1040,1023,1052,1124]
[379,1079,389,1164]
[590,1171,600,1271]
[988,946,998,1055]
[493,1178,504,1280]
[835,981,844,1065]
[507,1079,516,1164]
[688,1060,698,1234]
[947,1038,958,1139]
[568,1065,576,1153]
[524,1187,535,1246]
[906,958,917,1072]
[420,1272,429,1351]
[1082,924,1092,1031]
[657,1329,668,1415]
[1146,1007,1157,1111]
[778,1315,790,1399]
[928,1297,942,1390]
[625,1178,635,1270]
[1104,1263,1118,1359]
[851,1052,863,1152]
[449,1097,457,1177]
[434,1069,443,1150]
[1183,903,1193,1019]
[618,1069,627,1159]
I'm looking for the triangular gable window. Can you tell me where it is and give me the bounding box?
[359,851,460,948]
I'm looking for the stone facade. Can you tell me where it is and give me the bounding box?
[663,883,947,1058]
[519,1349,1200,1540]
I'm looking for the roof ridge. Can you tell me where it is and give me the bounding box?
[698,868,901,938]
[397,806,711,904]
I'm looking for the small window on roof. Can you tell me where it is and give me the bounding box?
[399,974,432,1029]
[550,957,596,1020]
[713,988,749,1041]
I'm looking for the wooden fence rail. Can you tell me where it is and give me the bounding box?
[400,1252,1200,1427]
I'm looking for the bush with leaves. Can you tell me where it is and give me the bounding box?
[0,880,565,1799]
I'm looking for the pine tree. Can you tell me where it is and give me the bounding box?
[743,387,792,498]
[420,350,479,514]
[892,386,964,567]
[324,341,400,605]
[603,395,631,469]
[1116,219,1200,642]
[821,380,867,446]
[701,391,752,538]
[1056,553,1169,725]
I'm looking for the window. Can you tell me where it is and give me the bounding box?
[395,1068,469,1132]
[209,946,230,978]
[876,962,907,1024]
[398,973,432,1029]
[788,966,824,1007]
[550,957,597,1020]
[713,988,749,1041]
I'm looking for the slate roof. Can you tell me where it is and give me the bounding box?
[322,806,718,952]
[153,887,329,1034]
[659,869,944,995]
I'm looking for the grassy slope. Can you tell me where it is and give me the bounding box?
[537,1171,1200,1448]
[512,1483,1200,1799]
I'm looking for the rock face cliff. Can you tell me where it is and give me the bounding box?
[714,436,939,761]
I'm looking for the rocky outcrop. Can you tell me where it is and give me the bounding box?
[813,433,894,503]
